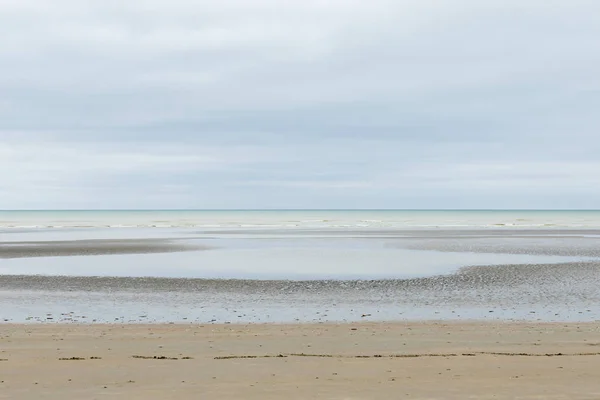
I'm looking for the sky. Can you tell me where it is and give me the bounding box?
[1,0,599,210]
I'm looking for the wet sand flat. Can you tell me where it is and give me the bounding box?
[1,322,600,399]
[2,261,600,323]
[0,238,210,259]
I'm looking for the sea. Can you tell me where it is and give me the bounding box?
[1,210,600,324]
[2,209,600,229]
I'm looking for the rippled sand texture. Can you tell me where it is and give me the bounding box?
[2,260,600,323]
[2,322,600,400]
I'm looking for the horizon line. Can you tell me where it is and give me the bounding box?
[2,209,600,212]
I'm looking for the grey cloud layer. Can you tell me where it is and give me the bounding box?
[1,0,599,208]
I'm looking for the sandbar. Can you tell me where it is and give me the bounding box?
[0,238,210,258]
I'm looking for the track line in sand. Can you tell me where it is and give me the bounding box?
[214,351,600,360]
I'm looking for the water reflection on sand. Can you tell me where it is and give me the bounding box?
[1,227,600,323]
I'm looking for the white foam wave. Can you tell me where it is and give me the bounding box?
[1,211,600,230]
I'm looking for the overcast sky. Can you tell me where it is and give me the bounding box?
[1,0,599,209]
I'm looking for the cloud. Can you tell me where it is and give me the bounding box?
[1,1,599,209]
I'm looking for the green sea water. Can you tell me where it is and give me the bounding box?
[1,210,599,228]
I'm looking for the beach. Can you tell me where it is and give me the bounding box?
[2,322,600,399]
[4,0,600,395]
[2,210,600,398]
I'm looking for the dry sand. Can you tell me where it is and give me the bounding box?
[2,322,600,399]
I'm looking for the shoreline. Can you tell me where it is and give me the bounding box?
[2,319,600,327]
